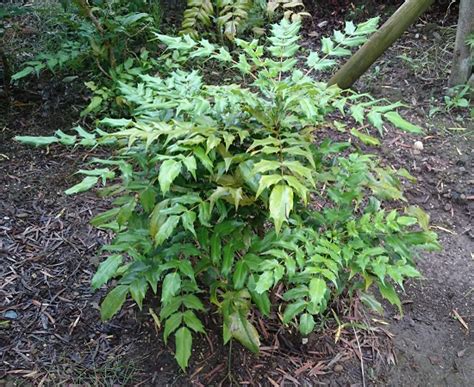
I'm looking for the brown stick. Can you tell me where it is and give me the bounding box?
[328,0,434,89]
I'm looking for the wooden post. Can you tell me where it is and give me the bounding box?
[449,0,473,87]
[328,0,434,89]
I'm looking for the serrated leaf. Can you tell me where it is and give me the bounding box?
[161,272,181,303]
[15,136,58,146]
[183,310,205,333]
[299,313,315,335]
[269,184,294,234]
[405,206,430,231]
[140,187,157,213]
[175,326,192,371]
[309,278,327,306]
[11,66,35,80]
[100,285,128,321]
[159,160,182,194]
[129,278,148,310]
[91,207,120,227]
[384,111,423,134]
[396,216,418,227]
[155,215,180,246]
[181,211,197,237]
[360,292,384,314]
[164,312,183,343]
[255,271,274,294]
[65,176,98,195]
[350,128,380,146]
[283,300,307,323]
[183,156,197,179]
[378,282,402,314]
[92,255,122,290]
[227,311,260,353]
[233,261,248,290]
[256,175,282,198]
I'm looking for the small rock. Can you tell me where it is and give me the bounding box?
[334,364,343,373]
[413,141,424,151]
[457,349,466,358]
[4,310,18,320]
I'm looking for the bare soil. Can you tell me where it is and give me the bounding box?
[1,3,473,386]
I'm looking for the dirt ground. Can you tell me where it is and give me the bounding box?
[1,3,473,386]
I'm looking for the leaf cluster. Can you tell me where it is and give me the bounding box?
[16,19,439,371]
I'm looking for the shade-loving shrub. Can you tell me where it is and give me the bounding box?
[17,18,439,370]
[11,0,162,81]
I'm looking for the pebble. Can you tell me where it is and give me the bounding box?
[4,310,18,320]
[413,141,424,151]
[334,364,343,373]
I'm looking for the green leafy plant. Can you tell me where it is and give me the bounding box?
[180,0,310,42]
[11,0,162,81]
[181,0,253,41]
[17,19,439,371]
[444,84,472,112]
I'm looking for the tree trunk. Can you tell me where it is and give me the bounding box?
[328,0,434,89]
[449,0,474,87]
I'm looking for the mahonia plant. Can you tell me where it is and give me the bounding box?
[17,19,440,371]
[181,0,253,41]
[180,0,310,41]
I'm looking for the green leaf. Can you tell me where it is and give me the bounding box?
[269,185,294,233]
[384,111,423,134]
[378,282,402,314]
[161,272,181,303]
[283,300,307,324]
[81,96,103,117]
[15,136,58,146]
[233,261,248,290]
[164,312,183,343]
[100,285,129,321]
[308,278,327,306]
[210,233,221,265]
[405,206,430,231]
[256,175,282,198]
[159,160,182,194]
[91,255,122,290]
[299,313,315,335]
[367,110,383,132]
[397,216,418,227]
[182,294,205,310]
[360,292,384,314]
[350,128,380,146]
[155,215,180,246]
[65,176,98,195]
[183,310,205,333]
[221,243,235,276]
[181,211,197,237]
[350,104,365,124]
[183,156,197,179]
[91,207,120,227]
[255,271,274,294]
[138,186,156,213]
[227,311,260,353]
[175,326,192,371]
[11,66,35,80]
[129,278,148,310]
[99,118,133,127]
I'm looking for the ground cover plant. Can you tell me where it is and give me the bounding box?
[16,17,440,371]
